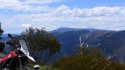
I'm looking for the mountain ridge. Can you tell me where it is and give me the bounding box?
[51,28,125,63]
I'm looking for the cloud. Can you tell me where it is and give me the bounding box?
[54,5,125,17]
[21,0,62,4]
[0,0,62,12]
[21,24,32,28]
[2,5,125,33]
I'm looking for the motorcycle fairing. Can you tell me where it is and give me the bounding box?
[0,51,17,63]
[19,40,36,62]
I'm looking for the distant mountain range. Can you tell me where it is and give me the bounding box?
[51,27,101,33]
[51,28,125,64]
[1,28,125,63]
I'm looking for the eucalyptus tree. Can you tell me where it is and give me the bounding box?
[20,27,61,64]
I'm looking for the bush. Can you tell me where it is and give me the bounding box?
[41,66,59,70]
[52,47,125,70]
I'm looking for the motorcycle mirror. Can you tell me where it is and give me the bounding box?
[8,34,13,38]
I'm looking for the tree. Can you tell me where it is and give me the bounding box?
[0,22,3,39]
[0,23,4,52]
[20,27,61,64]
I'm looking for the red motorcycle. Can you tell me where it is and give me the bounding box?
[0,34,36,70]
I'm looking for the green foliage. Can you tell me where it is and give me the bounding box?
[0,22,3,39]
[76,47,104,58]
[21,27,60,54]
[41,66,59,70]
[20,27,61,64]
[53,47,125,70]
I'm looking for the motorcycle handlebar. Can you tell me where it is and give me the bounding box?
[8,34,13,39]
[6,42,14,46]
[7,34,15,46]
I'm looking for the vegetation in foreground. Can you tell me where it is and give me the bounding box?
[52,47,125,70]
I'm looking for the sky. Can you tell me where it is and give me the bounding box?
[0,0,125,34]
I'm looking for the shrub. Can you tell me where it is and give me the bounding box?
[52,47,125,70]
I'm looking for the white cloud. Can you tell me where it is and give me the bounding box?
[54,5,125,17]
[0,0,62,12]
[91,6,121,16]
[2,5,125,33]
[22,0,62,4]
[21,24,32,28]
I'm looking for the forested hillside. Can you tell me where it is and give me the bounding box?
[52,28,125,63]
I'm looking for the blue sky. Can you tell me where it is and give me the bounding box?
[0,0,125,34]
